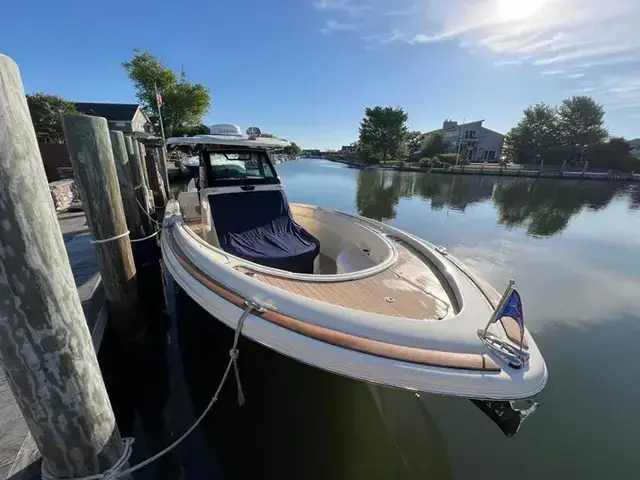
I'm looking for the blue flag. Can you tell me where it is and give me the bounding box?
[496,289,524,338]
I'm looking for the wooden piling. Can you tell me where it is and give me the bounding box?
[145,148,168,209]
[137,141,151,192]
[157,146,171,199]
[62,114,144,338]
[124,136,153,234]
[110,131,145,239]
[152,147,168,204]
[0,54,125,478]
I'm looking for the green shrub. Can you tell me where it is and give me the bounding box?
[437,153,461,165]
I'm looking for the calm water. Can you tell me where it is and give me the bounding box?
[105,159,640,479]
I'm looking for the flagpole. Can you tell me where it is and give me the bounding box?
[481,279,515,336]
[455,116,465,167]
[155,83,166,142]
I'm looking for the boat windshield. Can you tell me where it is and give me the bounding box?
[205,150,278,186]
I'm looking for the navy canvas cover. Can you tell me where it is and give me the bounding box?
[209,190,320,273]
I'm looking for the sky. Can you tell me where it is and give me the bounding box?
[2,0,639,149]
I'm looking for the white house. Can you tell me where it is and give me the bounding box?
[629,138,640,158]
[434,119,504,163]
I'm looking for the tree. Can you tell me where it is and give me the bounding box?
[503,103,558,164]
[420,131,448,158]
[557,96,608,148]
[358,106,408,164]
[26,93,77,142]
[172,123,210,137]
[283,142,302,156]
[122,50,211,137]
[405,131,427,157]
[586,137,637,172]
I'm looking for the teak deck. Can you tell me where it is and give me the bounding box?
[240,241,454,320]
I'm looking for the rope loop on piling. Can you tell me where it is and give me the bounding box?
[41,301,263,479]
[41,437,135,480]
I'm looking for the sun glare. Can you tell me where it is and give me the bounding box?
[496,0,551,21]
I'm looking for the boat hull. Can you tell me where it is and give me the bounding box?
[161,204,547,400]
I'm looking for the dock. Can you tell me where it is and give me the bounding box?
[0,212,107,480]
[328,158,640,182]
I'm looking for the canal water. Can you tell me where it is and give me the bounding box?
[103,159,640,479]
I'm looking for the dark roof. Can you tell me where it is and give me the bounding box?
[74,102,141,121]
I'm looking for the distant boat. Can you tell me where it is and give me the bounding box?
[163,124,547,402]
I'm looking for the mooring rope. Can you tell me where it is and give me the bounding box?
[129,230,161,244]
[41,301,262,480]
[89,231,130,245]
[135,197,162,227]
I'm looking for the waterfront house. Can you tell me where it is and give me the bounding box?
[302,149,322,157]
[74,102,153,135]
[434,119,504,163]
[40,102,154,181]
[341,144,358,162]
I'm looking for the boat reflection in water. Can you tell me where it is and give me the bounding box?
[177,290,457,480]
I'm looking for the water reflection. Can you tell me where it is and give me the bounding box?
[493,179,626,237]
[355,170,633,236]
[629,184,640,210]
[99,315,186,480]
[176,290,455,480]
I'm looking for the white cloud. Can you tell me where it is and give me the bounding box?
[383,6,418,17]
[540,70,567,76]
[565,75,640,107]
[410,31,460,44]
[533,45,634,65]
[312,0,640,109]
[573,87,597,94]
[320,19,360,35]
[380,29,404,44]
[493,60,523,67]
[313,0,371,16]
[574,55,640,69]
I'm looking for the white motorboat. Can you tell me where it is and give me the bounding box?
[162,124,547,402]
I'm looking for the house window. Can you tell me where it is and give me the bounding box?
[483,150,495,160]
[464,130,477,139]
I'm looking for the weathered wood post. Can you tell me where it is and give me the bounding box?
[144,148,168,209]
[152,147,168,203]
[137,141,151,193]
[124,136,153,234]
[0,54,126,478]
[110,131,145,239]
[62,114,145,338]
[157,146,171,199]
